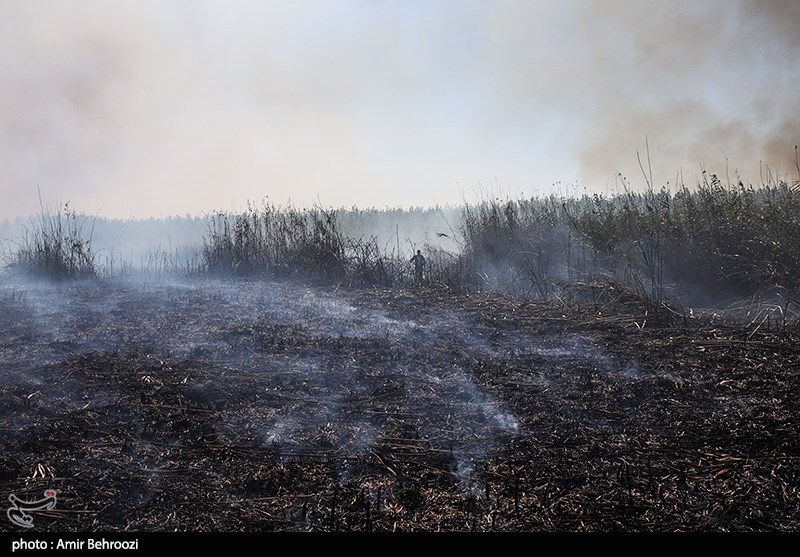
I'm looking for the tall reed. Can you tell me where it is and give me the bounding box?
[9,198,96,280]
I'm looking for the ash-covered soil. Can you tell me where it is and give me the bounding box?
[0,278,798,532]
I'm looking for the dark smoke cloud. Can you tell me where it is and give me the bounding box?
[485,0,800,187]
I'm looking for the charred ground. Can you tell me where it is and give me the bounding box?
[0,279,798,532]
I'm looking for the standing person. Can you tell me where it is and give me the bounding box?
[410,250,426,284]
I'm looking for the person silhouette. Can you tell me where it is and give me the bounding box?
[410,250,426,284]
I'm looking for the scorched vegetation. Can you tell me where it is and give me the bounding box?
[1,175,799,532]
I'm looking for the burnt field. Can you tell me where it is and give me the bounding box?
[1,279,798,532]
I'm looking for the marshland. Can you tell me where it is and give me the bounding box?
[1,178,799,531]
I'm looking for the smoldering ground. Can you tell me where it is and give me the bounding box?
[1,277,798,531]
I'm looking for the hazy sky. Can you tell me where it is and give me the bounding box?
[1,0,798,218]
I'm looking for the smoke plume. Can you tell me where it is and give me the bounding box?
[1,1,798,219]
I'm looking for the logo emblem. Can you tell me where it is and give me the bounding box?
[7,490,57,528]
